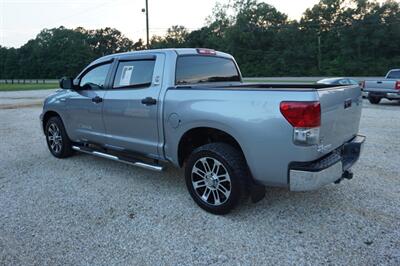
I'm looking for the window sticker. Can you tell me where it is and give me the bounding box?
[119,65,134,86]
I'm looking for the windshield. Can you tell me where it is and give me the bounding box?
[175,55,241,85]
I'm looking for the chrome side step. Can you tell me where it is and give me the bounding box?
[72,146,164,172]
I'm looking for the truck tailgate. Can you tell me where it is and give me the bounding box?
[318,85,362,153]
[365,80,397,92]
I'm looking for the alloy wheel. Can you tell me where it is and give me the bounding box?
[191,157,231,206]
[47,123,63,153]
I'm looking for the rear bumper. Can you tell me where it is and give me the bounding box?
[367,90,400,99]
[289,135,366,191]
[387,93,400,99]
[362,91,368,98]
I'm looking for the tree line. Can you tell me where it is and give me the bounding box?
[1,0,399,79]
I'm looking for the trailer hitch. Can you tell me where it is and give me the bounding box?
[334,170,354,184]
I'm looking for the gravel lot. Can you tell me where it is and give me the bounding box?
[0,92,399,265]
[0,89,57,109]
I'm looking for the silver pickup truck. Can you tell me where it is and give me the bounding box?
[363,69,400,104]
[41,48,365,214]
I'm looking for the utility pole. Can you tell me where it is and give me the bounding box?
[141,1,150,48]
[317,32,322,72]
[145,0,149,48]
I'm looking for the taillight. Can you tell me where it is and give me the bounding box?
[395,81,400,90]
[280,101,321,128]
[280,101,321,145]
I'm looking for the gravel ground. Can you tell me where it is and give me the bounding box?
[0,95,399,265]
[0,89,57,109]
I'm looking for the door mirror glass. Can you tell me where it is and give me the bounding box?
[59,77,74,90]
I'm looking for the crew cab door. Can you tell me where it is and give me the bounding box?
[102,54,164,158]
[66,61,112,143]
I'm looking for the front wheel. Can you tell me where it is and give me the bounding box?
[185,143,249,215]
[368,96,381,104]
[45,116,74,158]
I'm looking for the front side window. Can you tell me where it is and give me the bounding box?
[113,60,155,89]
[79,63,111,89]
[386,70,400,79]
[175,56,241,85]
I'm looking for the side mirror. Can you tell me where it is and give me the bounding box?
[59,77,74,90]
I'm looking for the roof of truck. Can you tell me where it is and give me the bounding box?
[91,48,233,66]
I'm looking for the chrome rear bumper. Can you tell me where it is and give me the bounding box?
[387,93,400,99]
[367,90,400,99]
[289,135,365,191]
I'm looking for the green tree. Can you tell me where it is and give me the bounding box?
[86,27,135,57]
[0,26,137,78]
[150,25,189,48]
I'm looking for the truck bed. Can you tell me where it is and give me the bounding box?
[165,83,362,186]
[175,83,346,91]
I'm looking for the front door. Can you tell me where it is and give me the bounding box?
[102,54,164,158]
[66,62,112,144]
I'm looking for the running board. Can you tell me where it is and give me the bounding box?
[72,146,164,172]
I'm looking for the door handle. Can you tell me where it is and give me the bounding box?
[141,97,157,106]
[92,96,103,103]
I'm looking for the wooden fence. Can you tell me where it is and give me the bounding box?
[0,79,58,84]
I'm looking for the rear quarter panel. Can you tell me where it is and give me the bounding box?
[163,88,322,187]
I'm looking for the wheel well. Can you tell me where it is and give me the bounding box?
[42,111,60,132]
[177,127,245,167]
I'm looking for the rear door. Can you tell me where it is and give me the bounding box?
[317,85,363,153]
[102,54,165,158]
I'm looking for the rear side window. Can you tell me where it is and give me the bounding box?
[113,60,155,89]
[386,70,400,79]
[175,56,241,85]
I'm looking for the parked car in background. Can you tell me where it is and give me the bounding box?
[361,69,400,104]
[40,48,365,214]
[317,78,366,98]
[317,77,359,86]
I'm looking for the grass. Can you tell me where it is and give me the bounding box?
[0,83,58,92]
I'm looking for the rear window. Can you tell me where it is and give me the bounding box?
[175,56,241,85]
[386,70,400,79]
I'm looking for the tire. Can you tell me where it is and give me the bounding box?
[45,116,74,158]
[368,96,381,104]
[185,143,250,215]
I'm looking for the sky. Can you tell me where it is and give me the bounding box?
[1,0,327,48]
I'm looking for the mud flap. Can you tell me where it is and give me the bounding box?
[250,182,266,203]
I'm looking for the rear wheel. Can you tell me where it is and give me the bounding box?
[185,143,249,215]
[368,96,381,104]
[45,116,74,158]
